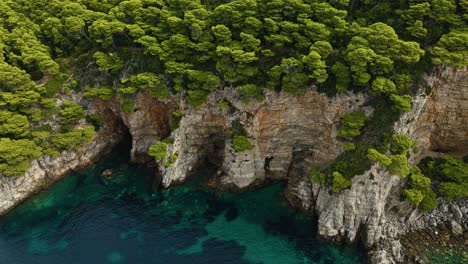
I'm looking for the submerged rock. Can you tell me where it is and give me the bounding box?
[101,169,113,177]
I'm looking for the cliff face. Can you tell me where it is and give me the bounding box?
[116,94,175,163]
[397,67,468,154]
[0,99,124,216]
[286,67,468,263]
[156,89,366,189]
[153,67,467,263]
[0,67,465,263]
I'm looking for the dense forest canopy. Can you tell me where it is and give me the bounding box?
[0,0,467,211]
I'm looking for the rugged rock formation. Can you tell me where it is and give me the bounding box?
[287,66,468,263]
[119,94,176,163]
[397,66,468,154]
[157,89,366,189]
[0,66,465,263]
[0,103,123,216]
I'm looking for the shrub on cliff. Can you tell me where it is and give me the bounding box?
[390,134,414,155]
[309,165,326,183]
[332,171,351,192]
[51,126,95,151]
[238,84,264,103]
[390,94,412,112]
[438,156,468,201]
[59,100,86,126]
[404,166,438,213]
[338,112,366,138]
[367,134,412,178]
[0,138,42,177]
[84,86,114,100]
[149,141,168,161]
[232,135,253,152]
[0,111,30,138]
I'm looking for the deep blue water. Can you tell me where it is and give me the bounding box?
[0,149,364,264]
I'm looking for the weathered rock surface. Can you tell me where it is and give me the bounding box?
[287,67,468,263]
[157,89,366,189]
[410,67,468,153]
[0,106,123,216]
[119,94,175,163]
[0,65,466,264]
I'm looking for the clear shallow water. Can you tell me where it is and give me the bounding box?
[0,149,364,264]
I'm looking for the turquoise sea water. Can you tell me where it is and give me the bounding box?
[0,148,364,264]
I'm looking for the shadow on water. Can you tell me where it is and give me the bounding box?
[0,145,366,264]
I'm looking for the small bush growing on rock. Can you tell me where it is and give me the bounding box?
[171,111,183,131]
[149,141,168,161]
[404,167,438,213]
[419,155,468,202]
[338,111,366,138]
[332,171,351,192]
[390,94,412,112]
[84,86,114,100]
[310,165,326,183]
[367,148,391,166]
[343,142,356,151]
[391,134,413,155]
[0,138,42,176]
[438,155,468,201]
[404,189,424,206]
[439,182,468,201]
[217,100,229,110]
[419,189,438,213]
[237,84,264,103]
[232,135,253,152]
[52,126,95,151]
[367,148,410,178]
[387,154,410,178]
[187,90,209,107]
[165,153,178,168]
[59,100,85,125]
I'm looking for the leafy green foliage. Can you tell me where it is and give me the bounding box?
[391,134,413,155]
[171,111,183,131]
[165,153,178,168]
[367,133,414,178]
[51,126,95,151]
[0,111,30,138]
[390,94,412,112]
[232,135,253,152]
[338,112,366,138]
[343,142,356,151]
[431,31,468,67]
[237,84,264,103]
[367,148,391,166]
[148,141,168,161]
[59,100,86,125]
[84,86,114,100]
[93,52,124,73]
[404,166,438,213]
[0,138,42,176]
[417,155,468,204]
[187,90,209,107]
[332,171,351,192]
[310,165,326,184]
[436,156,468,201]
[0,0,465,179]
[43,73,69,96]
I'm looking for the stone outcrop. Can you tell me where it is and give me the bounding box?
[396,66,468,154]
[156,89,366,189]
[0,65,465,264]
[0,104,123,216]
[286,66,468,263]
[118,94,175,163]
